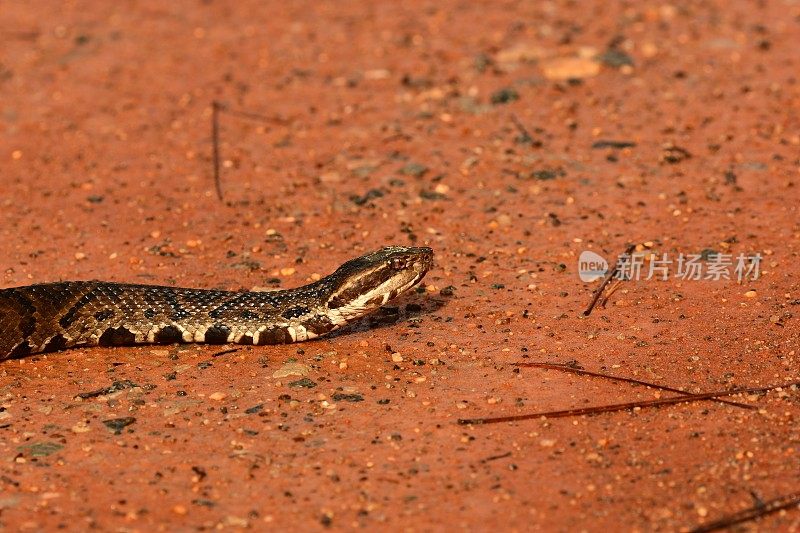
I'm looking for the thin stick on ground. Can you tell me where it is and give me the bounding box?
[212,348,240,358]
[598,278,624,309]
[212,101,223,200]
[514,362,754,409]
[210,101,278,202]
[583,243,636,316]
[689,491,800,533]
[457,380,798,425]
[510,114,535,146]
[215,102,274,123]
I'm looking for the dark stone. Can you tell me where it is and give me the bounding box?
[245,404,263,414]
[332,393,364,402]
[490,87,519,105]
[75,380,138,400]
[288,378,317,389]
[350,188,385,206]
[102,417,136,434]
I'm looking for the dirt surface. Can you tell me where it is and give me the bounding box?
[2,1,800,531]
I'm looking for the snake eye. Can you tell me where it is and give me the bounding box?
[390,257,405,270]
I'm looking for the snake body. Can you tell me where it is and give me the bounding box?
[0,246,433,360]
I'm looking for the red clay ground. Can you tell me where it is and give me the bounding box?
[2,1,800,530]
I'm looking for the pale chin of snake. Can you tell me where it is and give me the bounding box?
[0,246,434,360]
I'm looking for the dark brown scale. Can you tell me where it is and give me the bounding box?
[98,326,137,346]
[204,325,231,344]
[41,333,69,353]
[304,315,336,336]
[256,327,293,345]
[154,325,185,344]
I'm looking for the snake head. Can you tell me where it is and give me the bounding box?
[322,246,433,320]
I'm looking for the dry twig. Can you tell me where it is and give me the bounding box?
[514,362,754,409]
[583,243,635,316]
[457,381,797,425]
[690,491,800,532]
[210,101,276,201]
[510,114,535,146]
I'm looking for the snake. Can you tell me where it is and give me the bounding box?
[0,246,433,360]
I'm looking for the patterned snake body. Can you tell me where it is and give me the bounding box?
[0,246,433,360]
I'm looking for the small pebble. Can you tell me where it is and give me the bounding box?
[272,362,311,378]
[364,68,390,79]
[71,422,91,434]
[225,516,249,528]
[391,353,403,363]
[209,392,227,401]
[541,56,601,80]
[320,171,341,183]
[744,290,757,298]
